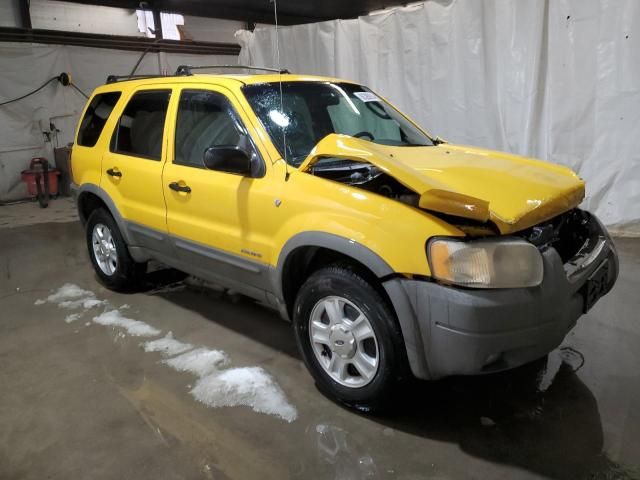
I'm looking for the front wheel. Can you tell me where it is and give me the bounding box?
[293,265,409,412]
[86,208,145,291]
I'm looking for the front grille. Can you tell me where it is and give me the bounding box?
[519,209,592,263]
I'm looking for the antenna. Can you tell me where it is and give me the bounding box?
[271,0,290,181]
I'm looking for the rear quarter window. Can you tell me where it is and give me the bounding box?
[77,92,121,147]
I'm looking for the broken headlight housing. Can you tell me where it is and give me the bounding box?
[427,238,544,288]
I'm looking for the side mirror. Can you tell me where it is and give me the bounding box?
[203,146,252,176]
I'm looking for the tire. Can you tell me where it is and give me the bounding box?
[293,264,409,412]
[85,208,146,291]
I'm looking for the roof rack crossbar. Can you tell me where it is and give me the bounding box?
[106,74,168,84]
[175,64,290,76]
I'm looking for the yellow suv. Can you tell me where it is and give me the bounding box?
[71,66,618,410]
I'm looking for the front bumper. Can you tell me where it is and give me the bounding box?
[384,215,619,380]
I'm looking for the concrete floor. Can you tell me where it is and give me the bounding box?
[1,200,639,480]
[0,197,77,228]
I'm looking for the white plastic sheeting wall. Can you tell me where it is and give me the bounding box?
[0,43,234,201]
[238,0,640,235]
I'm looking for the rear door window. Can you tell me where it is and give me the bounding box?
[77,92,121,147]
[111,90,171,160]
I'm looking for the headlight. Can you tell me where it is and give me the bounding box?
[427,238,543,288]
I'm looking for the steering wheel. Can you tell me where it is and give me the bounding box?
[353,131,375,141]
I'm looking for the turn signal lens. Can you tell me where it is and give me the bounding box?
[427,238,543,288]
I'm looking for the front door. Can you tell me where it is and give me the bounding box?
[162,86,271,297]
[100,87,172,251]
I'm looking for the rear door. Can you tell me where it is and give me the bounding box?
[101,87,172,251]
[72,91,122,187]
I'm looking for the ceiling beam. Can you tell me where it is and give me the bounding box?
[0,27,240,55]
[154,1,328,25]
[44,0,328,25]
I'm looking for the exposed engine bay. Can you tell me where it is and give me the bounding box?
[518,208,594,263]
[309,156,592,247]
[309,156,499,236]
[309,157,419,206]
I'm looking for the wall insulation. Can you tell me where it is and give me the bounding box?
[0,43,234,201]
[238,0,639,235]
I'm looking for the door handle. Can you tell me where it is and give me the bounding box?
[106,168,122,178]
[169,181,191,193]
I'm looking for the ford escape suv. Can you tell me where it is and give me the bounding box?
[71,67,618,411]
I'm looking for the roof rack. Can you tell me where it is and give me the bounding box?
[106,74,167,84]
[175,64,290,76]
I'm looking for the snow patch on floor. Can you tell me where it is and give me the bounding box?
[59,297,105,310]
[37,283,297,422]
[42,283,94,303]
[163,347,229,377]
[93,310,161,337]
[65,313,82,323]
[36,283,104,310]
[142,332,193,356]
[162,346,297,422]
[191,367,298,423]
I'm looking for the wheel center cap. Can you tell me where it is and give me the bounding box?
[329,324,356,359]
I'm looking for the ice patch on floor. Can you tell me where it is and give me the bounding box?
[93,310,161,337]
[142,332,193,356]
[163,347,229,377]
[34,299,45,305]
[191,367,298,422]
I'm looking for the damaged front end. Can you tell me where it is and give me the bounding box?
[517,208,618,289]
[308,157,420,207]
[300,134,586,236]
[307,156,498,236]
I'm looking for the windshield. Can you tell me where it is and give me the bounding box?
[242,81,433,166]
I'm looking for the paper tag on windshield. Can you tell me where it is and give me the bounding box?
[353,91,380,103]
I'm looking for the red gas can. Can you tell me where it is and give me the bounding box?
[21,158,60,198]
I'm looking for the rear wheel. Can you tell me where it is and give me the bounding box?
[86,208,146,291]
[293,264,408,412]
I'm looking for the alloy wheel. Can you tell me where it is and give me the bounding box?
[91,223,118,276]
[309,296,379,388]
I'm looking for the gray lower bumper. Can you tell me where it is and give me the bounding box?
[385,217,619,380]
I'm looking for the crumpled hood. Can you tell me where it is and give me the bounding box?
[299,134,585,234]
